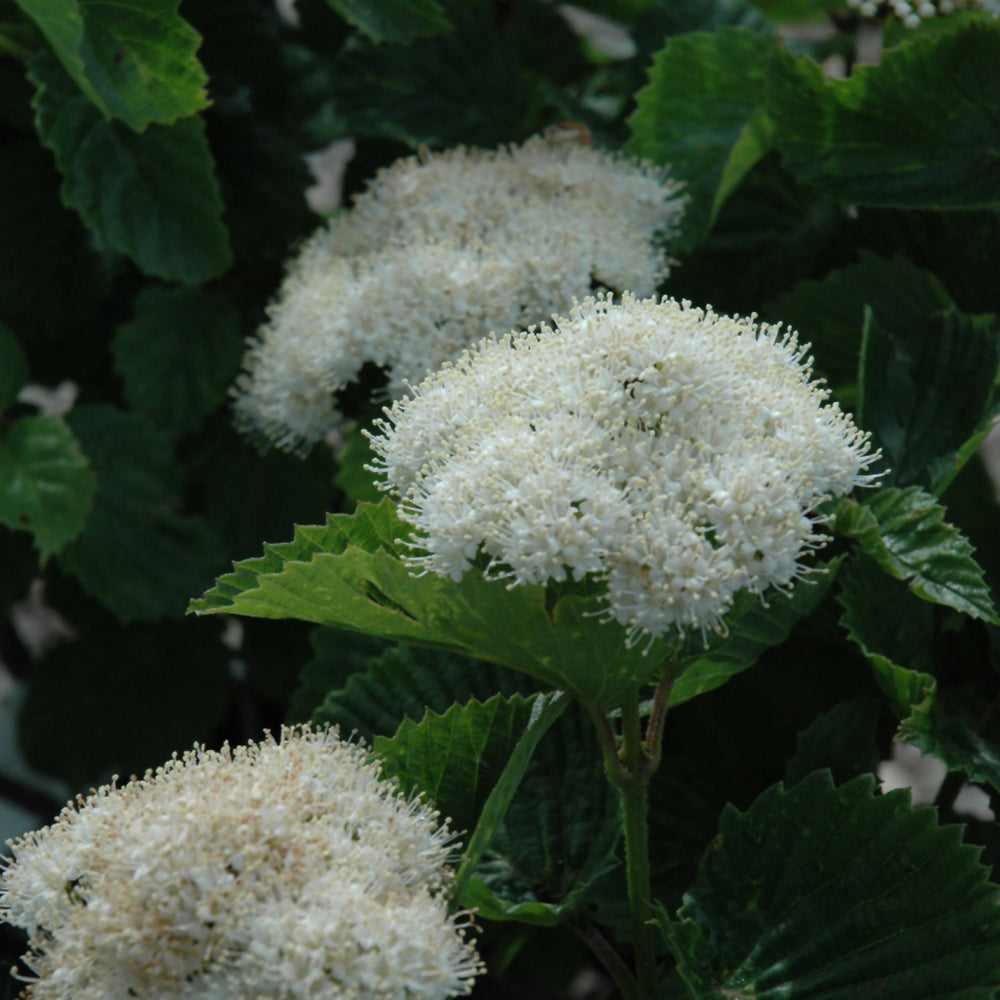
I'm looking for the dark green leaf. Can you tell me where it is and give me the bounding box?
[765,252,955,398]
[325,0,450,43]
[191,499,669,710]
[627,27,776,247]
[111,286,243,441]
[0,415,96,561]
[58,405,224,622]
[206,113,316,264]
[857,306,998,492]
[460,700,621,925]
[14,0,208,131]
[331,0,526,148]
[661,772,1000,999]
[836,487,998,623]
[669,558,841,707]
[309,639,529,743]
[0,323,29,412]
[0,137,116,339]
[375,693,539,838]
[768,22,1000,209]
[30,50,232,284]
[784,696,882,788]
[18,615,231,787]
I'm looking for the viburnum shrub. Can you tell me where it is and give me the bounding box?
[2,2,1000,999]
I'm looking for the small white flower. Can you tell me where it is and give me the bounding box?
[369,294,879,645]
[234,137,684,453]
[845,0,998,23]
[0,727,481,1000]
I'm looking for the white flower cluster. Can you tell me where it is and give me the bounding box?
[0,728,481,1000]
[847,0,998,26]
[234,136,684,452]
[370,294,878,645]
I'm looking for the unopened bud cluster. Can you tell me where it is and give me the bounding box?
[370,294,878,645]
[0,727,481,1000]
[234,137,683,453]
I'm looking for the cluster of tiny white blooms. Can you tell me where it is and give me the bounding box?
[234,136,684,452]
[369,294,878,645]
[0,727,482,1000]
[846,0,998,26]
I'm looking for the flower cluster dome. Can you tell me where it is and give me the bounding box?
[0,727,481,1000]
[846,0,998,26]
[234,136,684,453]
[369,294,878,645]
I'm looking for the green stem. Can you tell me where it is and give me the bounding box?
[573,922,640,1000]
[618,686,657,1000]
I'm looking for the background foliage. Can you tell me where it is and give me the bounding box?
[2,0,1000,996]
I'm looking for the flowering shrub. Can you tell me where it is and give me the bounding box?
[370,293,877,641]
[235,138,683,452]
[2,2,1000,1000]
[0,728,480,1000]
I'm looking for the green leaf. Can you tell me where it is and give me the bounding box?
[459,700,621,925]
[58,405,224,622]
[0,414,96,560]
[669,558,841,707]
[308,639,530,742]
[768,21,1000,209]
[627,27,776,247]
[857,306,998,492]
[765,252,955,398]
[325,0,450,44]
[660,772,1000,999]
[784,696,882,788]
[18,614,231,787]
[375,693,540,838]
[30,49,231,284]
[334,420,383,506]
[0,137,116,338]
[191,499,669,710]
[14,0,209,131]
[836,487,998,623]
[111,285,243,441]
[0,322,29,411]
[839,552,1000,798]
[330,0,527,148]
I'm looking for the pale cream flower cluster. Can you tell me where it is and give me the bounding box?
[847,0,998,26]
[234,137,684,452]
[0,728,481,1000]
[370,294,877,645]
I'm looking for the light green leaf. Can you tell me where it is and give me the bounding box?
[0,414,96,561]
[30,50,231,284]
[191,499,669,710]
[627,28,776,246]
[59,405,224,622]
[375,693,541,840]
[14,0,208,131]
[661,772,1000,999]
[768,21,1000,209]
[325,0,450,43]
[459,699,620,925]
[669,558,841,707]
[0,322,29,411]
[111,286,243,441]
[857,306,998,493]
[836,487,998,623]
